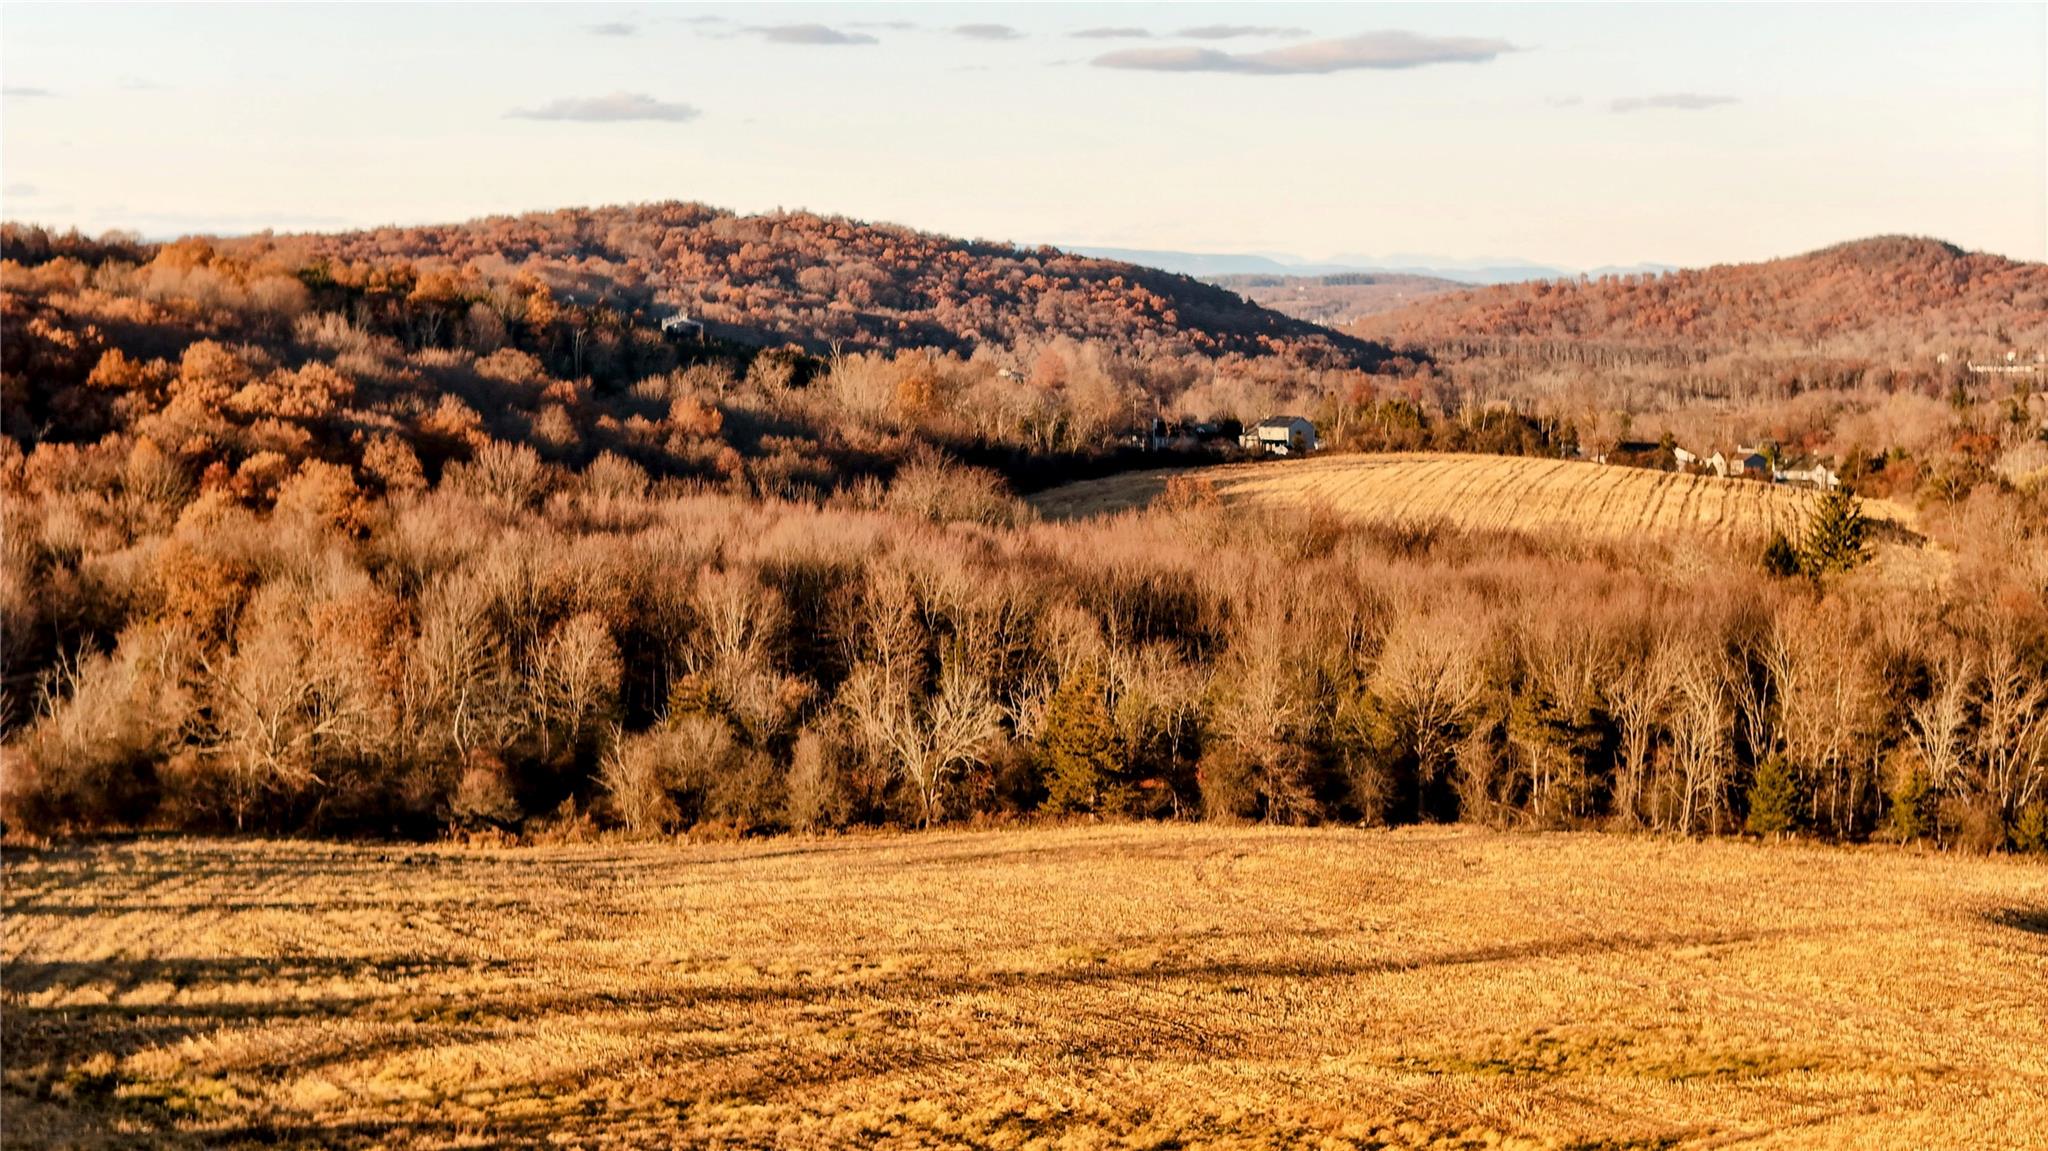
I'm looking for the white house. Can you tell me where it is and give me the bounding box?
[1241,416,1318,456]
[1776,464,1842,490]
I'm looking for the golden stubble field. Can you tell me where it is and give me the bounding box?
[5,826,2044,1150]
[1030,453,1918,551]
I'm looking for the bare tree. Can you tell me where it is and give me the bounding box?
[841,653,1002,827]
[202,582,382,828]
[1610,639,1682,829]
[1509,617,1611,826]
[533,612,622,759]
[404,572,520,766]
[1668,657,1733,835]
[1766,606,1883,836]
[1370,616,1487,808]
[1972,632,2048,828]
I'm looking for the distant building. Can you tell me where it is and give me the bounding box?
[1241,415,1317,456]
[1776,463,1841,490]
[1731,447,1771,477]
[1121,416,1169,452]
[660,313,705,342]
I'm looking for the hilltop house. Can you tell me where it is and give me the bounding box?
[1241,416,1317,456]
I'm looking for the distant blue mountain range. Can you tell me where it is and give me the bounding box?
[1067,245,1677,286]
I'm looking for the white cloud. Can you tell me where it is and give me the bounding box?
[1610,93,1738,112]
[508,92,701,123]
[749,23,878,46]
[1094,31,1516,75]
[1176,25,1309,40]
[953,23,1024,41]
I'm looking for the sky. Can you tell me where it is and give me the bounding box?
[2,2,2043,270]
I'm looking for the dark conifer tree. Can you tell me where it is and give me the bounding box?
[1039,666,1126,814]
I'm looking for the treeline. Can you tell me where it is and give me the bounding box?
[1313,388,1577,458]
[5,448,2046,851]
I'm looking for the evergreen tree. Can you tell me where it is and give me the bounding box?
[1761,531,1801,578]
[1885,755,1934,843]
[1799,488,1869,577]
[1745,755,1800,837]
[1040,666,1127,814]
[2015,805,2048,855]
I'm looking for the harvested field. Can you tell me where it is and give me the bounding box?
[6,825,2045,1149]
[1031,452,1917,549]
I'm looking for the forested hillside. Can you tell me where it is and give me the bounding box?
[0,211,1404,500]
[1332,237,2048,498]
[97,203,1388,368]
[1352,237,2048,353]
[4,217,2047,853]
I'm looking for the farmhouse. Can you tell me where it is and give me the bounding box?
[1731,448,1771,477]
[1241,415,1317,456]
[1777,463,1842,490]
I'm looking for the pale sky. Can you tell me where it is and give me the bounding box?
[2,2,2043,269]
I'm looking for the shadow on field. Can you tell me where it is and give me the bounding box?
[1986,905,2048,936]
[2,921,1794,1147]
[1867,516,1927,548]
[1030,472,1174,520]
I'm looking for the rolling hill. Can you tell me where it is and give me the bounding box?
[1031,452,1917,551]
[1349,236,2048,354]
[156,204,1393,369]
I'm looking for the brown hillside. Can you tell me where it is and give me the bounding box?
[1351,237,2048,353]
[69,204,1390,368]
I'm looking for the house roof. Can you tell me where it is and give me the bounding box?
[1255,415,1313,430]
